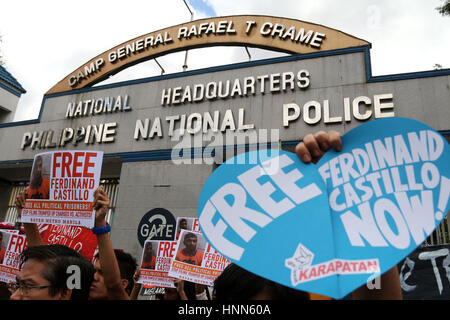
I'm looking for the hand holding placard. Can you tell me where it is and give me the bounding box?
[21,150,103,228]
[295,130,342,164]
[198,117,450,299]
[317,118,450,297]
[93,186,110,227]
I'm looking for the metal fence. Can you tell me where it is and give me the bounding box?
[422,214,450,247]
[3,183,27,224]
[3,179,120,226]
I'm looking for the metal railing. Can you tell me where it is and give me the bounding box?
[422,214,450,247]
[4,183,27,224]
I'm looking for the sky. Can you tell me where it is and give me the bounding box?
[1,0,449,121]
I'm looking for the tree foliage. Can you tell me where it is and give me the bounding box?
[437,0,450,16]
[0,35,4,66]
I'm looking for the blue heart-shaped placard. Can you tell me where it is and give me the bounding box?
[316,117,450,297]
[197,117,450,299]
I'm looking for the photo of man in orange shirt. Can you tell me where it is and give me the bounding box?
[27,155,50,200]
[175,218,188,240]
[141,241,156,270]
[175,232,203,266]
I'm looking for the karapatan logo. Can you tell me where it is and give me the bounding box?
[285,243,380,286]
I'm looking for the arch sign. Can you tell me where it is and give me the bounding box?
[47,15,369,94]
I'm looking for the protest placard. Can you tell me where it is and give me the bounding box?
[175,217,201,240]
[21,151,103,228]
[0,230,27,283]
[201,243,231,273]
[137,240,177,288]
[168,229,230,286]
[0,223,23,234]
[37,223,98,261]
[398,244,450,299]
[175,217,230,271]
[197,117,450,299]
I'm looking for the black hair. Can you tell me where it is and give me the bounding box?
[95,249,137,295]
[19,244,94,300]
[184,232,197,241]
[183,281,197,300]
[114,250,137,295]
[155,292,165,300]
[0,282,11,300]
[213,263,309,300]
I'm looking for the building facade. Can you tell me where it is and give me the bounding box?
[0,16,449,263]
[0,65,26,124]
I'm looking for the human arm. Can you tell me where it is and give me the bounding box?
[174,279,188,300]
[14,188,45,246]
[195,284,209,300]
[93,186,130,300]
[129,267,142,300]
[295,130,402,300]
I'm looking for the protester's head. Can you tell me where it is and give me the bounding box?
[183,233,198,253]
[91,249,137,299]
[10,244,94,300]
[213,263,309,300]
[90,256,107,299]
[30,155,44,188]
[115,250,137,295]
